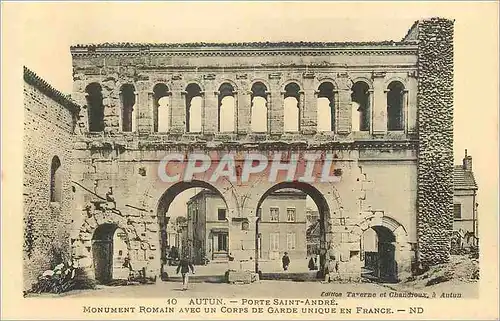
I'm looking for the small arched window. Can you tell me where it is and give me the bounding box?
[387,81,405,131]
[251,82,268,132]
[351,81,370,132]
[153,84,170,132]
[85,83,104,132]
[185,83,203,133]
[50,156,62,202]
[317,82,335,132]
[283,82,300,132]
[218,83,236,132]
[120,84,136,132]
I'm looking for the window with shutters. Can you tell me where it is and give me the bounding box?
[270,207,279,222]
[286,207,296,222]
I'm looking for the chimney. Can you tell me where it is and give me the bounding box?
[463,149,473,171]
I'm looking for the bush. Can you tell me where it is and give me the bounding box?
[24,261,95,296]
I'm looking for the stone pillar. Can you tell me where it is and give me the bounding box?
[302,86,317,135]
[227,217,257,283]
[237,90,251,134]
[233,91,239,133]
[72,91,88,134]
[407,74,418,134]
[204,90,218,134]
[372,73,386,135]
[103,84,120,134]
[270,88,284,135]
[170,90,185,134]
[335,75,352,134]
[131,91,138,132]
[136,81,152,134]
[265,91,271,133]
[417,18,454,266]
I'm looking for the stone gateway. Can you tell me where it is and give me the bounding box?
[23,18,454,287]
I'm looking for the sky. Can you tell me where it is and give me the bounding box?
[4,2,498,217]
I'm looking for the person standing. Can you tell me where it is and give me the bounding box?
[176,256,195,290]
[282,252,290,271]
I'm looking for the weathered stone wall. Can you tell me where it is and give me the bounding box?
[69,143,416,281]
[23,68,79,289]
[66,33,430,281]
[416,18,454,265]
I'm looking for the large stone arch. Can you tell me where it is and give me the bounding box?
[229,179,343,273]
[242,178,343,220]
[154,178,241,277]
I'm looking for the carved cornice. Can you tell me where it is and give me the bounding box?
[71,43,418,58]
[76,136,418,152]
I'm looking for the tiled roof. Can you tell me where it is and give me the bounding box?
[70,40,414,50]
[23,66,80,113]
[454,166,478,190]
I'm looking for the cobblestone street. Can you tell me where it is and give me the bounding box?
[41,279,478,299]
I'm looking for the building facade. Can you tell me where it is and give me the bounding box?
[186,189,307,265]
[23,18,457,285]
[453,150,479,248]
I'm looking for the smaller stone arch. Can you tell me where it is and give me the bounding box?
[74,210,143,284]
[185,83,204,132]
[153,83,171,132]
[386,80,406,131]
[249,78,271,94]
[351,80,371,132]
[85,82,104,132]
[355,214,408,241]
[314,77,339,91]
[250,81,270,132]
[355,214,411,282]
[384,77,408,89]
[350,77,374,90]
[216,79,239,92]
[150,80,172,93]
[184,80,205,93]
[280,78,304,92]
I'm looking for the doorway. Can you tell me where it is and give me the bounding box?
[362,225,397,282]
[92,223,119,284]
